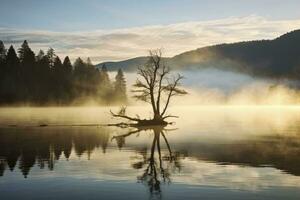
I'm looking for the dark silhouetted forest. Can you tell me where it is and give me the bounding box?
[0,40,127,105]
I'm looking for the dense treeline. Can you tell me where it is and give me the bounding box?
[0,40,127,105]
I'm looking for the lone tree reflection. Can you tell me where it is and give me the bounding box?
[112,126,181,198]
[111,50,187,126]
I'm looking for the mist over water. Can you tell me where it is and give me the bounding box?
[1,71,300,200]
[1,106,300,200]
[123,69,300,106]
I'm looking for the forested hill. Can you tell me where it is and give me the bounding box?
[98,29,300,79]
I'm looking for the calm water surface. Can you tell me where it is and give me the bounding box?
[0,106,300,200]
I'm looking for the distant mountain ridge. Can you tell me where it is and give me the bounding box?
[97,30,300,79]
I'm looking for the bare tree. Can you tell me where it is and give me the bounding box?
[111,49,187,126]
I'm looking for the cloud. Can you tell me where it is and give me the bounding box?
[1,15,300,63]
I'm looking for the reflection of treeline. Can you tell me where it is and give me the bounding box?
[0,128,110,178]
[0,40,127,105]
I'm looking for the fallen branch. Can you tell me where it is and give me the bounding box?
[110,110,142,122]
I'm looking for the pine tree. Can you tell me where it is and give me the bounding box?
[0,41,6,62]
[85,57,97,95]
[100,64,110,84]
[99,64,112,101]
[36,50,45,61]
[6,46,20,76]
[62,56,73,101]
[46,48,56,69]
[99,65,110,90]
[86,57,93,67]
[3,46,20,102]
[73,57,84,70]
[18,40,34,62]
[52,56,64,101]
[63,56,72,74]
[36,49,51,103]
[73,57,86,96]
[18,40,36,101]
[85,58,96,97]
[114,69,127,102]
[73,57,85,78]
[53,56,63,74]
[0,41,6,100]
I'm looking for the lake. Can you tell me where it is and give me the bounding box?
[0,106,300,200]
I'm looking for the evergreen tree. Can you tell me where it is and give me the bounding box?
[46,48,56,69]
[99,64,110,84]
[18,40,36,101]
[86,58,101,97]
[114,69,127,102]
[4,46,20,102]
[0,41,6,100]
[99,64,112,101]
[36,49,51,103]
[6,45,20,77]
[36,50,45,61]
[53,56,63,74]
[18,40,34,62]
[52,56,64,101]
[86,58,94,93]
[86,57,92,67]
[73,57,86,96]
[62,56,73,101]
[0,41,6,62]
[63,56,72,74]
[73,57,86,80]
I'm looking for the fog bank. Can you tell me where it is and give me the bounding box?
[123,69,300,105]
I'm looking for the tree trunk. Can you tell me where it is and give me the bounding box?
[154,113,162,121]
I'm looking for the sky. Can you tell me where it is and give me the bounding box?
[1,0,300,63]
